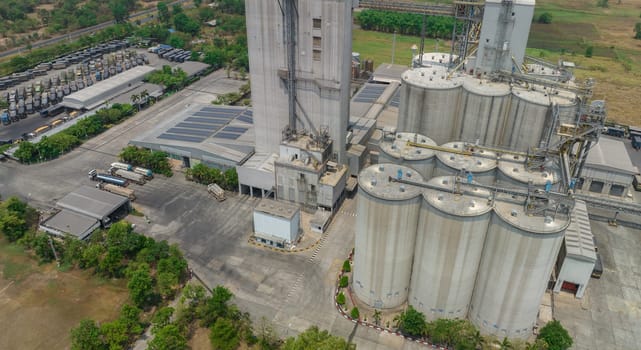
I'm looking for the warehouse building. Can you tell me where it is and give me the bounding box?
[40,209,101,240]
[253,198,301,247]
[61,65,156,110]
[130,104,255,169]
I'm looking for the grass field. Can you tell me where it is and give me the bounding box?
[0,237,129,350]
[353,0,641,126]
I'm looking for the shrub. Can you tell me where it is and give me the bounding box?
[342,260,351,273]
[538,12,553,24]
[350,307,360,320]
[339,276,348,288]
[538,320,573,350]
[336,292,346,305]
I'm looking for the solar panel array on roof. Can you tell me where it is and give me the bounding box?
[158,134,205,143]
[215,132,241,140]
[353,84,387,103]
[186,117,226,124]
[167,128,213,137]
[223,126,248,133]
[389,89,401,108]
[237,115,253,124]
[176,122,219,130]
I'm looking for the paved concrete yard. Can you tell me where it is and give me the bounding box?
[554,219,641,350]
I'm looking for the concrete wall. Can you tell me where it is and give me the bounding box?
[246,0,354,163]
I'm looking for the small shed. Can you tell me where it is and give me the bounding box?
[554,200,596,298]
[57,185,131,227]
[253,199,300,247]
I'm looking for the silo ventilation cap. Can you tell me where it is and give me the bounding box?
[399,185,406,192]
[371,177,377,186]
[544,216,553,224]
[510,210,518,217]
[407,171,412,177]
[379,164,385,171]
[437,194,444,201]
[469,201,476,208]
[513,168,519,173]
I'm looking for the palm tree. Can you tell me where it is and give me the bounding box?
[500,337,512,350]
[130,94,140,111]
[140,89,149,107]
[373,310,382,326]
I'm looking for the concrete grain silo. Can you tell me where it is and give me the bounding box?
[409,176,492,320]
[434,142,497,185]
[497,155,560,190]
[397,67,462,145]
[379,132,438,179]
[502,86,550,151]
[454,77,511,146]
[469,198,568,339]
[353,164,424,309]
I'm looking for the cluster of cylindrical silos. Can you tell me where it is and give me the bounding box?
[352,163,569,339]
[397,65,578,151]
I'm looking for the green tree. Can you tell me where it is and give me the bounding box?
[210,317,239,350]
[152,307,175,332]
[149,324,187,350]
[157,2,170,24]
[101,319,129,350]
[109,0,129,23]
[193,0,203,7]
[198,285,233,326]
[597,0,609,7]
[99,246,124,277]
[127,263,154,307]
[339,276,348,288]
[394,305,425,337]
[350,307,360,320]
[256,316,280,350]
[336,292,346,306]
[537,320,573,350]
[157,271,178,298]
[0,211,27,242]
[70,319,104,350]
[80,243,105,269]
[119,304,144,336]
[585,46,594,58]
[342,260,351,272]
[634,22,641,39]
[281,326,355,350]
[538,12,553,24]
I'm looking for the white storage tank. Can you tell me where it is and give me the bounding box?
[353,164,424,309]
[434,142,497,185]
[454,77,511,146]
[379,132,438,179]
[497,155,560,190]
[502,86,550,151]
[469,199,568,339]
[398,67,463,145]
[409,176,492,320]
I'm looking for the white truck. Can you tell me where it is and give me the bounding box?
[110,168,146,185]
[207,183,226,202]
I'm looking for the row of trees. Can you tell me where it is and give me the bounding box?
[146,65,190,92]
[14,103,135,163]
[185,163,239,191]
[356,10,456,38]
[119,145,173,177]
[391,306,572,350]
[1,23,133,76]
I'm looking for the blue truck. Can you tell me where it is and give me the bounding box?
[1,110,9,125]
[632,135,641,150]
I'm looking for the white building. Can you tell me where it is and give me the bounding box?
[253,198,301,247]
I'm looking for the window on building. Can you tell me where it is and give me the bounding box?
[313,36,321,48]
[313,18,321,29]
[609,184,625,196]
[589,181,604,193]
[313,49,321,61]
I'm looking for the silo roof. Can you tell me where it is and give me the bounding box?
[493,199,569,234]
[379,132,437,161]
[437,142,498,173]
[358,163,424,201]
[461,77,510,97]
[498,155,560,186]
[511,86,550,106]
[423,176,493,216]
[402,67,461,89]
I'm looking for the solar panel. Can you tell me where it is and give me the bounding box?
[223,126,248,133]
[215,132,241,140]
[237,115,253,124]
[390,90,401,108]
[354,98,375,103]
[186,117,227,124]
[167,128,214,137]
[193,112,236,119]
[158,133,205,143]
[244,109,253,116]
[201,106,242,113]
[176,122,219,130]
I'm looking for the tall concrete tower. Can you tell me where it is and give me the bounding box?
[475,0,535,74]
[245,0,356,164]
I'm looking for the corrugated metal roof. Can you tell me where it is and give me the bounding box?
[586,137,639,174]
[40,209,100,240]
[57,186,129,221]
[564,200,597,262]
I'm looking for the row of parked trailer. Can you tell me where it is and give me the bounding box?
[88,162,154,199]
[148,45,192,63]
[1,51,149,126]
[0,40,129,91]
